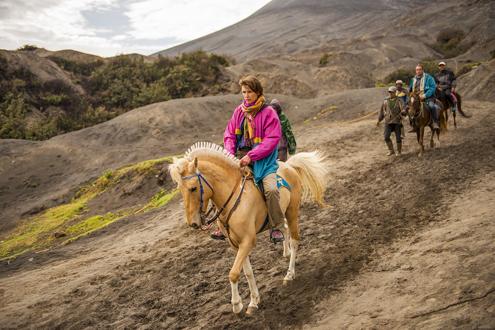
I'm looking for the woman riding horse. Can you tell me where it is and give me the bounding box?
[211,75,286,243]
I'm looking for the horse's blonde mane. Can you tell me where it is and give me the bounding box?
[185,142,240,168]
[169,142,239,185]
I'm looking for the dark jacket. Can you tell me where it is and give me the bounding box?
[435,69,457,90]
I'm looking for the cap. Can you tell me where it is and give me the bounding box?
[388,86,397,93]
[395,80,403,85]
[438,61,446,66]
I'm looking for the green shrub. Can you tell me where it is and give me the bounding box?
[17,44,38,51]
[0,51,230,140]
[457,62,481,76]
[420,59,439,75]
[384,68,414,84]
[319,53,330,66]
[431,29,470,58]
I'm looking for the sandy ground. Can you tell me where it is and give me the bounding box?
[0,99,493,329]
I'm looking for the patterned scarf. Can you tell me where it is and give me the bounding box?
[241,95,266,146]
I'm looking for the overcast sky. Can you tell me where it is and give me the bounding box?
[0,0,271,57]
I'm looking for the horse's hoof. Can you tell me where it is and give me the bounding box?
[232,302,244,314]
[283,273,295,285]
[246,306,258,316]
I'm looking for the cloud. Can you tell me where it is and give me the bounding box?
[125,0,271,41]
[0,0,271,56]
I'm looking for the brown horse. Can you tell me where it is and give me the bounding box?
[407,92,446,156]
[436,90,471,128]
[169,142,328,315]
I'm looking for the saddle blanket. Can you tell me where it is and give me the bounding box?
[276,175,291,191]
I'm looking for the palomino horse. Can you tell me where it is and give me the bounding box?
[436,90,471,128]
[169,142,327,315]
[407,92,446,156]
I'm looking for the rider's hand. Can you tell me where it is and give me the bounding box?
[240,155,251,167]
[419,94,425,101]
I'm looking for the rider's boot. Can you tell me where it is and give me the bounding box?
[432,106,440,130]
[397,142,402,156]
[270,228,285,243]
[210,227,226,240]
[386,140,395,156]
[452,102,457,113]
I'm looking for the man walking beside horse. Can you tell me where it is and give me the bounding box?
[377,86,407,156]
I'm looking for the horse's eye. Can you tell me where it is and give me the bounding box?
[189,187,197,193]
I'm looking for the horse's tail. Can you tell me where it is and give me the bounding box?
[286,151,328,206]
[455,93,471,118]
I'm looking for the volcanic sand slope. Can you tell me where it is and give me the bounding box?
[159,0,495,99]
[0,98,493,328]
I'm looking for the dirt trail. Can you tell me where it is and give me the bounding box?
[0,101,494,329]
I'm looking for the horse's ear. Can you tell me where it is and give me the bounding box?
[193,157,198,170]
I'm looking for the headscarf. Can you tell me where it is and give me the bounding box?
[241,95,266,145]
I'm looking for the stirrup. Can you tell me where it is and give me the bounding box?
[269,228,285,244]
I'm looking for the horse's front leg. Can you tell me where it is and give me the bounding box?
[418,127,425,157]
[430,127,435,148]
[453,110,457,128]
[229,242,252,314]
[243,256,260,315]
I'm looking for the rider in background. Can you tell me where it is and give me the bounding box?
[435,61,458,112]
[395,80,408,106]
[269,99,297,161]
[409,64,440,130]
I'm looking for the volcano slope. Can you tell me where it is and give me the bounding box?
[0,96,493,328]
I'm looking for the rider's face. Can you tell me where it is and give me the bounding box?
[439,64,445,71]
[415,66,424,76]
[241,85,259,104]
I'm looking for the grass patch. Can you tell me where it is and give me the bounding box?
[0,195,90,259]
[63,210,134,244]
[457,62,481,76]
[138,189,178,213]
[0,155,175,260]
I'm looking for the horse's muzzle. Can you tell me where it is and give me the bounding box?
[190,223,200,229]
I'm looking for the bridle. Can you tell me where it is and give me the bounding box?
[408,93,424,121]
[181,170,251,231]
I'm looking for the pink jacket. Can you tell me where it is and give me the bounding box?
[224,104,281,161]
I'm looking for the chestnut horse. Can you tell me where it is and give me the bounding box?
[407,92,447,156]
[169,142,327,315]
